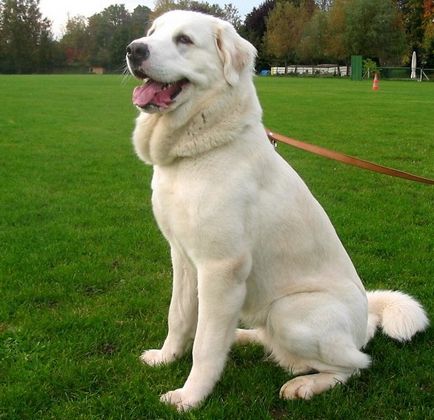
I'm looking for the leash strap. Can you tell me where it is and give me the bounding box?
[266,129,434,185]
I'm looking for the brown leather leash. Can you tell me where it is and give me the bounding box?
[266,129,434,185]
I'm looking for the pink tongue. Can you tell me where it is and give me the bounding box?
[133,80,173,108]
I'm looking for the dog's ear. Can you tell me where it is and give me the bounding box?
[215,22,257,86]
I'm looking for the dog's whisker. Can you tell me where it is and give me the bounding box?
[120,63,133,85]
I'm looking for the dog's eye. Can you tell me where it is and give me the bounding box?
[176,34,193,45]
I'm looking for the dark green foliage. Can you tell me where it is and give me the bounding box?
[81,5,152,70]
[240,0,276,70]
[0,1,152,73]
[152,0,242,28]
[398,0,425,53]
[0,0,54,73]
[344,0,406,65]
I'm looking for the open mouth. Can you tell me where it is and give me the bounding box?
[132,76,189,110]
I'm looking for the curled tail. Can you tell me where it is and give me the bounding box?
[365,290,429,344]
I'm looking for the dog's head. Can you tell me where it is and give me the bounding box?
[126,10,256,113]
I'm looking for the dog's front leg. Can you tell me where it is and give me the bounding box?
[161,255,250,411]
[141,245,198,365]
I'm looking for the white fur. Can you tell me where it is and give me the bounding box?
[365,290,428,342]
[129,11,429,411]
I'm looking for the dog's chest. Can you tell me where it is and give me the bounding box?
[151,166,200,243]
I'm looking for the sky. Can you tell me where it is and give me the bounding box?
[39,1,265,38]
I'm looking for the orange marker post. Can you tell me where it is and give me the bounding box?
[372,72,379,91]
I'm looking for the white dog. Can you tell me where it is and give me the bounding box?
[126,10,428,411]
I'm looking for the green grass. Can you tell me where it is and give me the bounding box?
[0,75,433,419]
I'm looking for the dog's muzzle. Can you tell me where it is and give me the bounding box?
[126,40,190,111]
[126,42,150,71]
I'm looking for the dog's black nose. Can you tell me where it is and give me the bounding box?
[126,42,150,63]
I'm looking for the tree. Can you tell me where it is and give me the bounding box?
[0,0,54,73]
[152,0,176,15]
[344,0,406,65]
[87,4,131,70]
[264,0,316,70]
[152,0,241,29]
[36,15,56,72]
[243,0,275,47]
[221,3,241,29]
[241,0,276,70]
[325,0,351,64]
[60,16,90,67]
[316,0,333,10]
[298,9,329,63]
[130,5,152,38]
[397,0,424,57]
[58,5,151,72]
[397,0,434,65]
[265,1,297,69]
[324,0,406,66]
[421,0,434,65]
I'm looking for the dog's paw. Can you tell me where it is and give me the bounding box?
[279,376,315,400]
[160,388,201,411]
[279,372,344,400]
[139,349,175,366]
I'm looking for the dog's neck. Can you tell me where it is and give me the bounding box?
[132,78,261,166]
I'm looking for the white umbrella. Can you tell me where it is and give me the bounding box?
[411,51,417,79]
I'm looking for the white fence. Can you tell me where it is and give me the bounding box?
[271,65,348,76]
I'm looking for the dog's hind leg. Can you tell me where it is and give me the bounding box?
[265,291,369,399]
[235,327,314,375]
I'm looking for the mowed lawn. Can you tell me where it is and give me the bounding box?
[0,75,433,419]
